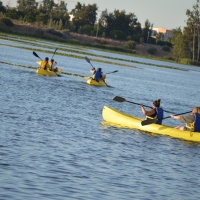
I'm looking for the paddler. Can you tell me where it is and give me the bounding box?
[49,58,58,72]
[171,107,200,131]
[140,99,164,124]
[40,57,50,70]
[90,67,106,82]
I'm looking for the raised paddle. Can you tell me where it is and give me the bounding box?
[141,111,192,126]
[85,56,95,69]
[113,96,176,114]
[33,51,42,60]
[51,48,58,59]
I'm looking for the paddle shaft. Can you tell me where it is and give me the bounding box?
[113,96,177,114]
[141,111,192,126]
[85,56,95,69]
[52,48,58,59]
[126,100,175,114]
[162,111,192,120]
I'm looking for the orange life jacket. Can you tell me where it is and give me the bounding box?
[40,60,50,70]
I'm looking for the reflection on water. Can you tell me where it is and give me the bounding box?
[0,35,200,200]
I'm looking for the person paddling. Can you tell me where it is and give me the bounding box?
[171,107,200,131]
[40,57,50,70]
[90,67,106,82]
[140,99,164,125]
[49,59,58,72]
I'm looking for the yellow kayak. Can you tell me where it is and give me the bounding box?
[87,78,107,86]
[36,61,62,76]
[102,106,200,142]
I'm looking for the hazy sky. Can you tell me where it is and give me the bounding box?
[1,0,195,29]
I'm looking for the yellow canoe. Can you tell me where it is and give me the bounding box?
[87,78,107,86]
[36,61,61,76]
[102,106,200,142]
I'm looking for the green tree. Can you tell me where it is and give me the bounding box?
[142,19,153,43]
[172,28,185,61]
[99,9,140,40]
[0,1,6,13]
[17,0,39,22]
[71,2,97,33]
[185,0,200,61]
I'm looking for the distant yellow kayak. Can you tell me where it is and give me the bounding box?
[87,78,107,86]
[102,106,200,142]
[36,61,61,76]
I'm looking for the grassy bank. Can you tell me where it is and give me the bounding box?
[0,20,173,61]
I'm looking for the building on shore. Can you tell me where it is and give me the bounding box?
[151,27,174,40]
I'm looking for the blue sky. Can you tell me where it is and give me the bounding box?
[1,0,195,29]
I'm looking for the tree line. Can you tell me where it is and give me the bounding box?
[0,0,200,65]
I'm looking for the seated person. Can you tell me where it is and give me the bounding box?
[90,68,105,81]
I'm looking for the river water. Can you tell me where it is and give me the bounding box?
[0,34,200,200]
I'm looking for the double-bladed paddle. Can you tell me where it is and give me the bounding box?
[113,96,176,114]
[83,70,118,80]
[141,111,192,126]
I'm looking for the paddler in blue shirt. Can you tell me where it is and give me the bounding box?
[140,99,164,124]
[90,67,106,82]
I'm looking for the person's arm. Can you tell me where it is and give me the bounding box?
[171,115,181,120]
[90,69,95,74]
[171,114,194,123]
[140,105,155,116]
[53,61,57,68]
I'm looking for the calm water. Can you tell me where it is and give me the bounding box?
[0,34,200,200]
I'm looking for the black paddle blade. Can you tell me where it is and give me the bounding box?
[113,96,126,102]
[106,70,118,74]
[33,51,39,58]
[141,119,156,126]
[33,51,42,60]
[85,56,90,63]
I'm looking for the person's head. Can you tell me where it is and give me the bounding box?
[45,57,49,61]
[192,107,200,114]
[97,68,102,72]
[51,59,54,62]
[153,99,161,108]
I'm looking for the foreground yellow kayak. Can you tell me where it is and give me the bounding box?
[87,78,107,86]
[36,61,62,76]
[102,106,200,142]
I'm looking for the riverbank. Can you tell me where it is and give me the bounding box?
[0,21,172,60]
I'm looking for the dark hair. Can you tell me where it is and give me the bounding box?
[153,99,161,107]
[97,68,102,72]
[45,57,49,61]
[51,59,54,62]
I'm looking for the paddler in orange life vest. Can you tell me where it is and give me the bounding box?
[140,99,164,124]
[49,59,58,72]
[90,67,106,82]
[40,57,50,70]
[171,107,200,132]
